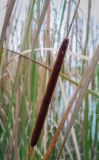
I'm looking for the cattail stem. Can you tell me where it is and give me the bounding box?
[30,38,69,147]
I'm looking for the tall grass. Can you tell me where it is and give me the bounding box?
[0,0,99,160]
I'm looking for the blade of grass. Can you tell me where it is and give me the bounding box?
[58,0,67,40]
[0,0,16,64]
[83,93,89,160]
[5,48,99,98]
[56,45,99,160]
[31,0,50,53]
[21,0,36,50]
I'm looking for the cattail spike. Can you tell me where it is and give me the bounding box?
[31,38,69,147]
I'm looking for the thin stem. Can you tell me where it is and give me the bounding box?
[3,48,99,99]
[66,0,80,38]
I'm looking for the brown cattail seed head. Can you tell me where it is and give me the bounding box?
[31,38,69,147]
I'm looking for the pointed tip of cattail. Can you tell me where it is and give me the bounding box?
[64,38,69,46]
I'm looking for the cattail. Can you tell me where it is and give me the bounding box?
[31,38,69,147]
